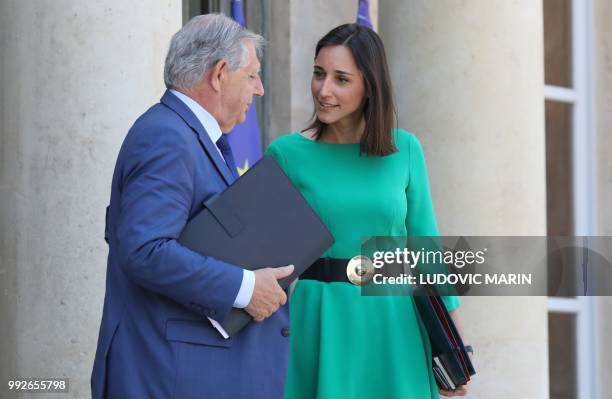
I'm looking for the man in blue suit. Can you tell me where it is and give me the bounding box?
[91,14,294,399]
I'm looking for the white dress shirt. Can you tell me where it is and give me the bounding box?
[170,89,255,337]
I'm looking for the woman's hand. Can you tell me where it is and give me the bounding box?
[439,351,473,397]
[439,384,468,397]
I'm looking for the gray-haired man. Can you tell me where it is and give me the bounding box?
[92,14,292,399]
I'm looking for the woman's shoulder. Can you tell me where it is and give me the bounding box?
[393,128,422,151]
[265,132,307,168]
[267,132,304,151]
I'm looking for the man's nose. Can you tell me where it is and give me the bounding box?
[253,76,264,97]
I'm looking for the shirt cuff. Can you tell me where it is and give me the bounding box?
[233,269,255,308]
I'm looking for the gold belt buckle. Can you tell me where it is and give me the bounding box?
[346,255,375,286]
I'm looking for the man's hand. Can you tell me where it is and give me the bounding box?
[245,265,294,322]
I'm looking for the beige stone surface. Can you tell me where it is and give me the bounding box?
[0,1,180,397]
[379,0,547,238]
[379,1,548,398]
[460,296,549,398]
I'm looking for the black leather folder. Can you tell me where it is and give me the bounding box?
[413,286,476,390]
[178,156,334,336]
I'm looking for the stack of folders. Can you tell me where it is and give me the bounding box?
[413,286,475,391]
[178,156,334,336]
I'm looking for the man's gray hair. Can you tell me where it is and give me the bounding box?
[164,14,264,90]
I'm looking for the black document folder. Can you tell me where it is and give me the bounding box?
[178,156,334,336]
[413,286,476,390]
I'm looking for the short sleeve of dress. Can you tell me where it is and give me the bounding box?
[266,137,289,171]
[405,133,460,311]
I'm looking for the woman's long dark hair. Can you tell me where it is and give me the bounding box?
[304,23,398,156]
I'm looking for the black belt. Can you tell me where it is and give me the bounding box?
[301,256,407,285]
[300,258,351,283]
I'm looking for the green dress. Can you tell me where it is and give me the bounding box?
[266,129,460,399]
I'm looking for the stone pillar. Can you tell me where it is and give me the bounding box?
[0,2,180,397]
[379,1,548,398]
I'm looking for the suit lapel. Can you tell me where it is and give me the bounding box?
[160,90,235,186]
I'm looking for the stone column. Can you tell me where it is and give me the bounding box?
[379,1,548,398]
[0,1,180,397]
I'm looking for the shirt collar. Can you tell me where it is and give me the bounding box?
[170,89,222,144]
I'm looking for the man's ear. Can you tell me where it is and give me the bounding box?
[210,59,228,93]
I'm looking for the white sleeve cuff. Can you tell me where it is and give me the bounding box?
[233,269,255,308]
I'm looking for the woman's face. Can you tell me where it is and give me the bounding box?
[311,45,366,126]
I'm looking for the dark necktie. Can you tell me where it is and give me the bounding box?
[216,135,239,179]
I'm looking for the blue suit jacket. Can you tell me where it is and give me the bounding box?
[91,91,290,399]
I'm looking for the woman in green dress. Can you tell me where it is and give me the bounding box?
[267,24,470,398]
